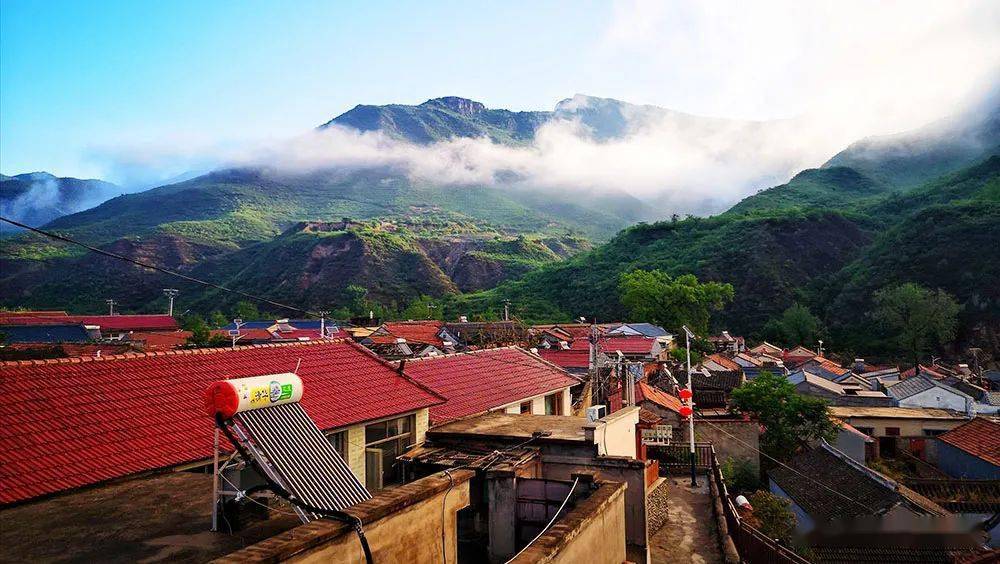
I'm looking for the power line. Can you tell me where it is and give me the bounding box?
[693,415,878,514]
[0,216,318,316]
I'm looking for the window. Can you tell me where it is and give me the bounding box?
[923,429,947,437]
[364,415,415,490]
[328,430,348,460]
[886,427,901,436]
[544,392,563,415]
[519,401,532,414]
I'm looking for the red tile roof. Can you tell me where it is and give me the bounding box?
[598,335,656,355]
[704,353,741,372]
[400,347,580,423]
[901,364,950,380]
[127,331,192,351]
[537,349,590,369]
[636,381,683,414]
[0,314,179,332]
[0,340,443,504]
[938,418,1000,467]
[376,321,447,347]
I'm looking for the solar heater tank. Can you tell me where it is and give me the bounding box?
[204,373,304,418]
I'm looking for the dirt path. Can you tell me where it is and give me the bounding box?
[649,475,722,564]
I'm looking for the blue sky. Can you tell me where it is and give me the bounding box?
[2,0,997,181]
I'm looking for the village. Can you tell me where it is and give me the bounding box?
[1,309,998,563]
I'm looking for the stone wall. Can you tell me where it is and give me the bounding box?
[212,470,473,564]
[692,419,760,473]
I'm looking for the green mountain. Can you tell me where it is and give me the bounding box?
[823,100,1000,188]
[448,155,1000,352]
[322,96,551,145]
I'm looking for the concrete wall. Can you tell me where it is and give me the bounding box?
[510,481,627,564]
[586,406,639,458]
[834,427,868,464]
[898,388,971,413]
[539,455,648,561]
[936,442,1000,479]
[834,415,966,438]
[214,470,473,564]
[501,388,573,416]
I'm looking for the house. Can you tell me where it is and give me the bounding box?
[443,320,528,348]
[800,356,851,381]
[400,410,647,562]
[0,313,179,338]
[364,320,459,351]
[606,323,671,339]
[707,331,745,354]
[0,339,444,505]
[782,345,817,368]
[903,478,1000,548]
[634,380,683,427]
[733,352,785,378]
[0,323,97,343]
[125,330,193,351]
[885,375,975,414]
[748,341,783,357]
[787,369,893,406]
[398,347,579,424]
[767,442,989,562]
[827,406,970,459]
[536,347,591,377]
[598,335,663,361]
[935,418,1000,479]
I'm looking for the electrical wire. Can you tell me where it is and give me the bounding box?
[0,216,319,316]
[693,414,880,514]
[504,477,580,563]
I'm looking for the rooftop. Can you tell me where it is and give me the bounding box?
[0,313,179,332]
[938,418,1000,467]
[427,412,591,443]
[0,339,443,504]
[636,381,682,414]
[0,323,93,343]
[828,406,970,420]
[400,347,579,423]
[0,472,299,563]
[536,348,590,369]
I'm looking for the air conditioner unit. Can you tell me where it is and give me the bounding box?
[586,405,607,423]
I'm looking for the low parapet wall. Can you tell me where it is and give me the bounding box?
[212,469,474,564]
[509,480,627,564]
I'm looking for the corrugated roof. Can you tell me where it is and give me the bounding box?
[401,347,579,423]
[0,340,443,505]
[938,418,1000,467]
[598,335,656,355]
[704,353,741,372]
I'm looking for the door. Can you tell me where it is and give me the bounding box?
[365,448,383,492]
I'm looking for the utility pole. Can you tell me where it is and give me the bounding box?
[503,299,511,322]
[105,299,118,316]
[683,325,698,487]
[317,310,330,338]
[163,289,179,316]
[231,319,245,349]
[817,339,824,358]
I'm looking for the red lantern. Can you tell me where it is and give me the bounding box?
[679,406,693,418]
[678,388,693,400]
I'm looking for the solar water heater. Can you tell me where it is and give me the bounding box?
[205,373,373,561]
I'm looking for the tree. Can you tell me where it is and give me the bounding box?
[747,491,795,544]
[181,314,211,345]
[618,270,734,334]
[344,284,370,316]
[209,311,228,328]
[730,372,836,461]
[232,300,261,321]
[401,295,440,320]
[873,283,961,369]
[767,303,822,346]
